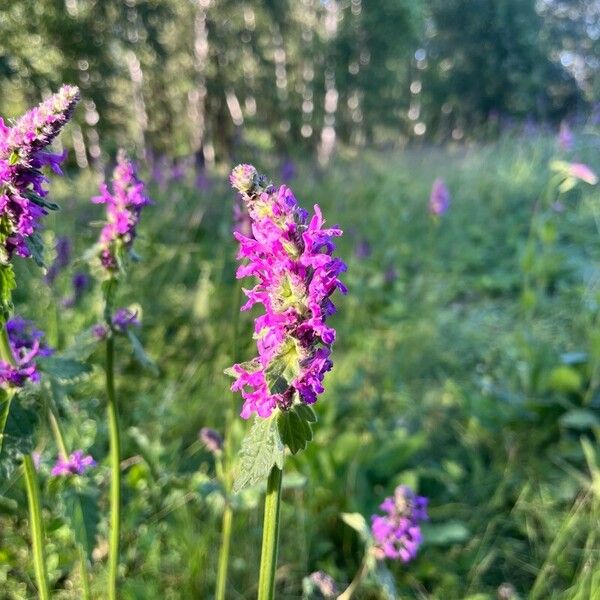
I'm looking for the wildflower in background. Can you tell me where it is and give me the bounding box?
[429,178,451,216]
[568,163,598,185]
[280,158,297,183]
[550,160,598,192]
[228,164,346,419]
[308,571,338,598]
[354,239,371,260]
[92,150,151,274]
[62,272,90,307]
[92,323,109,340]
[44,236,72,284]
[195,169,212,192]
[51,450,96,476]
[0,317,53,388]
[199,427,223,455]
[371,485,428,562]
[558,121,574,151]
[0,85,80,261]
[232,195,252,237]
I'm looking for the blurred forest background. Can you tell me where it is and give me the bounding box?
[0,0,598,165]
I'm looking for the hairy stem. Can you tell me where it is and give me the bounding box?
[23,454,51,600]
[257,465,283,600]
[106,336,121,600]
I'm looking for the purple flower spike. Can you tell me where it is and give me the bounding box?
[0,316,53,388]
[51,450,96,476]
[45,236,72,284]
[228,165,346,419]
[371,485,428,563]
[199,427,224,455]
[429,178,451,216]
[93,150,151,274]
[0,85,80,260]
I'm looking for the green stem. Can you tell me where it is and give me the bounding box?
[78,545,92,600]
[0,319,51,598]
[215,503,233,600]
[47,397,92,600]
[0,323,14,454]
[257,466,283,600]
[106,336,121,600]
[215,281,244,598]
[23,454,51,600]
[338,550,371,600]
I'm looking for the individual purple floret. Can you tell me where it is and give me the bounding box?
[0,85,80,260]
[199,427,224,455]
[308,571,338,598]
[111,307,140,333]
[92,323,109,340]
[44,236,72,284]
[429,178,451,216]
[0,316,53,388]
[92,150,151,273]
[228,164,346,419]
[371,485,428,562]
[51,450,96,476]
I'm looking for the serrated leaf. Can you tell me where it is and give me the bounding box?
[25,231,45,268]
[37,356,92,382]
[295,403,317,423]
[277,405,313,454]
[265,338,302,394]
[233,416,284,493]
[224,358,261,379]
[64,488,100,560]
[341,512,372,543]
[22,190,59,211]
[0,264,16,318]
[0,397,37,480]
[61,328,102,361]
[127,330,159,375]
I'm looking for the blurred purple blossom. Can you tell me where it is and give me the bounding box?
[371,485,428,562]
[199,427,223,455]
[429,178,451,216]
[51,450,96,476]
[558,121,574,151]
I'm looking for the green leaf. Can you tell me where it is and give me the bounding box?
[277,404,314,454]
[233,416,284,493]
[559,409,600,430]
[25,231,46,268]
[341,512,372,543]
[127,330,159,375]
[421,521,470,546]
[0,264,16,319]
[265,338,302,394]
[0,396,37,480]
[224,358,261,379]
[62,328,102,361]
[548,366,582,393]
[373,563,397,600]
[295,403,317,423]
[37,356,92,382]
[63,488,100,560]
[22,190,59,211]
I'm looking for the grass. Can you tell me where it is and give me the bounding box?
[1,129,600,599]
